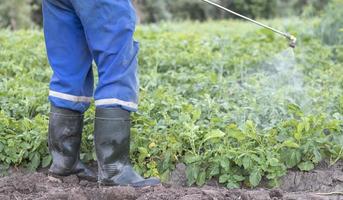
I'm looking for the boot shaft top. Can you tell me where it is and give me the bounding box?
[95,108,130,120]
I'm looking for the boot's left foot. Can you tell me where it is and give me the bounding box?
[99,165,160,187]
[94,108,160,187]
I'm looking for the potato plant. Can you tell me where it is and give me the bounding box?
[0,18,342,188]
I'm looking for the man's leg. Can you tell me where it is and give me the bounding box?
[44,0,94,112]
[71,0,160,187]
[71,0,139,111]
[43,0,95,180]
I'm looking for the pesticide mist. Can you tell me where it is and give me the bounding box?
[229,48,310,130]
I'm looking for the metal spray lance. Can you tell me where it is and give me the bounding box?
[200,0,297,48]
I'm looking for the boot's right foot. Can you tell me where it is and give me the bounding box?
[48,105,96,182]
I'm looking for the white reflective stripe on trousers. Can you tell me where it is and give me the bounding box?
[49,90,92,103]
[95,98,138,110]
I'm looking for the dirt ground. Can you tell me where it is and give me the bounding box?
[1,161,343,200]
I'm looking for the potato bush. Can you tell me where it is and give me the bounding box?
[1,19,343,188]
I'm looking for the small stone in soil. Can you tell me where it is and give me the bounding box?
[62,175,79,184]
[180,194,204,200]
[48,176,62,183]
[79,180,89,186]
[269,189,283,198]
[168,163,188,187]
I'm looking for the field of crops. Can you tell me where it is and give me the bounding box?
[1,17,343,191]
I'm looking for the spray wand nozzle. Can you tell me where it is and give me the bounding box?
[285,34,297,48]
[200,0,298,48]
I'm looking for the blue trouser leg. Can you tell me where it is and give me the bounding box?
[43,0,94,113]
[44,0,139,112]
[71,0,139,112]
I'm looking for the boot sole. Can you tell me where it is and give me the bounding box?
[48,170,97,182]
[98,179,161,187]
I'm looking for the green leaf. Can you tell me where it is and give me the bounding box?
[0,142,4,152]
[191,109,201,121]
[245,120,256,136]
[208,164,220,176]
[229,129,246,141]
[288,104,303,117]
[282,140,299,148]
[295,123,304,141]
[219,174,229,183]
[137,147,150,163]
[196,171,206,186]
[242,156,253,169]
[186,164,200,186]
[204,129,225,142]
[28,153,40,171]
[249,169,262,187]
[160,170,170,182]
[184,153,201,164]
[285,150,301,168]
[220,158,230,169]
[42,155,51,168]
[313,149,322,163]
[268,158,280,167]
[233,175,245,182]
[226,181,241,189]
[298,161,315,171]
[304,119,310,132]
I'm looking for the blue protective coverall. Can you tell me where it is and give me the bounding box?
[43,0,139,113]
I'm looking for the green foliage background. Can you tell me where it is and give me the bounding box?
[135,0,330,22]
[317,0,343,45]
[0,0,33,30]
[0,0,331,30]
[0,1,342,188]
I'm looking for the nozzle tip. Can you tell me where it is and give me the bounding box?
[289,35,297,48]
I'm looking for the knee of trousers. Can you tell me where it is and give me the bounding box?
[94,41,140,113]
[48,67,94,113]
[49,94,92,113]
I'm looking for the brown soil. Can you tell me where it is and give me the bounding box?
[1,161,343,200]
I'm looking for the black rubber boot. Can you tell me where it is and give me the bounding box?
[48,105,96,181]
[94,107,160,187]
